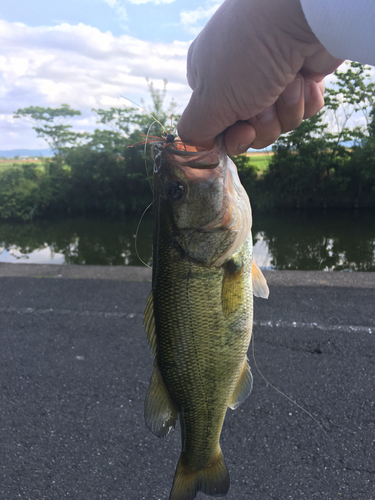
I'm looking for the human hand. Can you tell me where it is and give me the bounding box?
[178,0,343,155]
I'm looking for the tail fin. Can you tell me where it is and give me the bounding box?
[169,450,230,500]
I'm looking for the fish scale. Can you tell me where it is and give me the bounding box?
[143,137,268,500]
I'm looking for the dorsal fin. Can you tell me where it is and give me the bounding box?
[252,260,269,299]
[143,290,157,355]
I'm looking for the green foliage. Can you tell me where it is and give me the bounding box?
[2,81,180,220]
[65,145,152,215]
[230,154,258,196]
[325,62,375,146]
[265,114,332,207]
[262,63,375,210]
[265,112,375,209]
[93,79,179,139]
[0,163,52,220]
[4,70,375,220]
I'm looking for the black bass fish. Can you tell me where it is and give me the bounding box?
[143,136,268,500]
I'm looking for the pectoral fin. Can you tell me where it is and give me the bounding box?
[143,291,157,355]
[222,256,244,318]
[229,357,253,410]
[145,363,178,438]
[252,260,269,299]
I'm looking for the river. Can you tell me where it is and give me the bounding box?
[0,211,374,271]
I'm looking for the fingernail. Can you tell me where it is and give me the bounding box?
[237,142,253,153]
[304,82,311,102]
[281,79,302,105]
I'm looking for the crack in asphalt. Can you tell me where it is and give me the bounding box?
[1,307,374,334]
[0,306,141,319]
[254,320,374,334]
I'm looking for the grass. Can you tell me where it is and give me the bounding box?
[0,154,273,177]
[0,163,46,177]
[0,159,45,170]
[0,159,66,176]
[246,152,273,172]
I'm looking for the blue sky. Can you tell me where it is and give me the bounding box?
[0,0,221,150]
[0,0,216,42]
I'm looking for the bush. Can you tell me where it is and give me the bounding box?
[65,146,152,215]
[0,164,52,220]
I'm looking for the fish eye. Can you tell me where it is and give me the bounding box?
[167,181,185,200]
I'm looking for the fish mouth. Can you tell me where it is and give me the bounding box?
[154,136,224,172]
[153,135,252,267]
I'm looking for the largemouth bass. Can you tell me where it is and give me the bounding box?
[143,136,269,500]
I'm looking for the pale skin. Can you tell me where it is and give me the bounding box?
[178,0,343,155]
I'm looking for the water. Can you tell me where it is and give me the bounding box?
[0,211,374,271]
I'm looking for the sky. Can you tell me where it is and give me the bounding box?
[0,0,221,151]
[1,1,374,153]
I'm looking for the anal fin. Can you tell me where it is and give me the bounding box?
[145,363,178,438]
[229,357,253,410]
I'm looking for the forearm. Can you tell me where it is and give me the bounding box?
[301,0,375,65]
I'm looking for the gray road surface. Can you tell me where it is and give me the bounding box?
[0,264,374,500]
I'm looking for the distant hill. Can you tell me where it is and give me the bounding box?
[0,149,52,159]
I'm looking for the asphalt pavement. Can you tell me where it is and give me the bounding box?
[0,264,374,500]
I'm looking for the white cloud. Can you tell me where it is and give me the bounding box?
[180,3,220,35]
[101,0,127,25]
[0,20,192,150]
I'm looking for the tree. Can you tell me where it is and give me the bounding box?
[323,63,375,206]
[92,79,179,143]
[324,62,375,147]
[14,104,82,164]
[265,113,337,208]
[91,79,180,174]
[62,80,179,215]
[261,62,375,209]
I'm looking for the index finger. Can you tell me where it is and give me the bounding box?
[177,90,228,149]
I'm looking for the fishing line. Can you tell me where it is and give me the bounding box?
[143,119,162,192]
[120,95,172,192]
[120,95,167,135]
[251,329,328,438]
[121,96,175,270]
[250,328,358,474]
[135,200,153,269]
